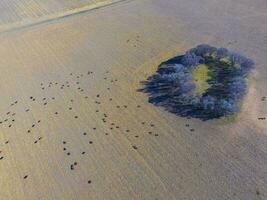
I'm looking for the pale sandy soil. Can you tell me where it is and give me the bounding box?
[0,0,122,31]
[0,0,266,199]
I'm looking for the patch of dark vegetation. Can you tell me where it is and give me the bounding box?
[139,44,254,120]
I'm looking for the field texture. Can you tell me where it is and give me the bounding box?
[0,0,266,199]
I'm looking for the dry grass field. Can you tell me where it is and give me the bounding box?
[0,0,266,199]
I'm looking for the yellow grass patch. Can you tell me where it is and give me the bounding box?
[192,64,211,94]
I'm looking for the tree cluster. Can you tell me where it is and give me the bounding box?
[139,44,254,120]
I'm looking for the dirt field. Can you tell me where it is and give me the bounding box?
[0,0,266,199]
